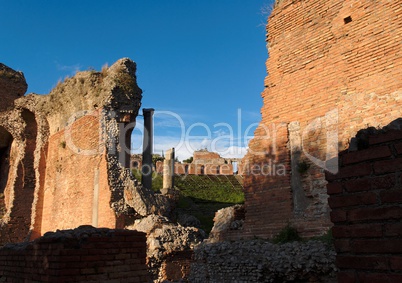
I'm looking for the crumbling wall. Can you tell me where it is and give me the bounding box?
[0,59,173,246]
[0,63,27,112]
[0,66,43,243]
[326,120,402,282]
[207,204,245,243]
[0,226,149,282]
[127,214,205,283]
[243,0,402,239]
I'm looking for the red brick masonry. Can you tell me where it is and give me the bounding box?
[0,226,149,282]
[326,126,402,282]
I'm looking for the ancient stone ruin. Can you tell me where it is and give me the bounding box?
[0,59,204,282]
[1,0,402,282]
[131,149,243,176]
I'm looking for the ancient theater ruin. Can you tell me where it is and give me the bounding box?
[1,0,402,281]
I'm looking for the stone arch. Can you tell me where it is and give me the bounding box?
[216,165,220,175]
[200,165,205,175]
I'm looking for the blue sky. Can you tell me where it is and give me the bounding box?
[0,0,274,160]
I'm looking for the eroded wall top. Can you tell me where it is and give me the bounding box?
[0,64,27,112]
[32,58,142,135]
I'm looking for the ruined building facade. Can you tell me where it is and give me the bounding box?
[131,149,242,176]
[0,59,170,244]
[243,0,402,239]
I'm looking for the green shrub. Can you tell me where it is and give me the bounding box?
[272,224,301,244]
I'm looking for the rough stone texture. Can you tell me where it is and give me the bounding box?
[243,0,402,239]
[326,119,402,282]
[0,59,171,245]
[0,225,149,282]
[190,240,337,283]
[127,214,206,283]
[0,63,27,112]
[176,213,201,228]
[208,204,245,243]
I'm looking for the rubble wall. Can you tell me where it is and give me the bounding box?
[190,240,337,283]
[326,121,402,282]
[243,0,402,239]
[0,226,149,282]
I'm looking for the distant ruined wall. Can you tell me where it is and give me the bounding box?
[243,0,402,239]
[133,149,238,176]
[0,59,172,245]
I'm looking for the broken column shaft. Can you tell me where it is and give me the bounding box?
[162,148,175,192]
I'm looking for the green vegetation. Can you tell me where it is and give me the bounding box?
[132,169,162,192]
[152,154,164,167]
[183,156,193,163]
[272,224,301,244]
[175,174,244,232]
[131,169,244,233]
[175,175,244,203]
[272,225,334,246]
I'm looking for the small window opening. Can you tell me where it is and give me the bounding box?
[344,16,352,24]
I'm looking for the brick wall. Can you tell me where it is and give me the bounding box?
[243,0,402,239]
[0,226,149,282]
[326,124,402,282]
[39,112,116,236]
[160,251,193,282]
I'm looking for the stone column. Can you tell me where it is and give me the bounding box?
[142,108,154,190]
[162,148,175,192]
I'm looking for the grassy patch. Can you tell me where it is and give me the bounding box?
[131,169,162,192]
[174,175,244,203]
[174,175,244,233]
[131,170,245,234]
